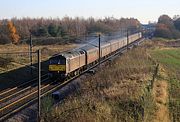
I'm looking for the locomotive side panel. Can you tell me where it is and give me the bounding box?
[66,56,79,74]
[75,49,86,68]
[68,56,80,73]
[79,53,86,68]
[67,53,86,73]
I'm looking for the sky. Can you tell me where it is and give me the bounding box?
[0,0,179,24]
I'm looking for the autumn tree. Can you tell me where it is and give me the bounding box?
[7,21,20,44]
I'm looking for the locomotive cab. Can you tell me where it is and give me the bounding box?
[48,55,67,79]
[48,49,86,80]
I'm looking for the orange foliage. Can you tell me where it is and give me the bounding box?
[7,21,20,44]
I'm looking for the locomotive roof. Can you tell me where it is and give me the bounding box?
[51,48,85,59]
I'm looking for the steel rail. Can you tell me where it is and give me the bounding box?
[0,74,48,97]
[0,78,49,104]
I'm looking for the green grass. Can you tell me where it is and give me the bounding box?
[151,48,180,71]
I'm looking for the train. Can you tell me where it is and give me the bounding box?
[48,32,142,79]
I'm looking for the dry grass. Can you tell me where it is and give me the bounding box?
[41,47,156,122]
[0,44,77,61]
[0,44,76,53]
[39,39,179,122]
[152,80,170,122]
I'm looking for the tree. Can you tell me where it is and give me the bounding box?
[58,26,66,37]
[7,21,20,44]
[158,15,174,28]
[0,17,144,44]
[154,23,173,39]
[48,23,58,37]
[155,15,180,39]
[37,26,48,37]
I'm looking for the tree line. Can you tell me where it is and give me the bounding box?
[0,17,141,45]
[154,15,180,39]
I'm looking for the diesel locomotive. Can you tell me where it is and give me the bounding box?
[48,32,142,79]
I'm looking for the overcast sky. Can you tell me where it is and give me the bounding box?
[0,0,179,24]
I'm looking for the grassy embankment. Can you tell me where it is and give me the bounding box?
[41,43,158,122]
[40,38,180,122]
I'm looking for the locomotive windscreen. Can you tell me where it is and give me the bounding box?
[49,56,66,71]
[49,56,66,65]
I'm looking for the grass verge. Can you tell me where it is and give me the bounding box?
[41,46,157,122]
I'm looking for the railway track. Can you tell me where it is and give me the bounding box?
[0,78,50,108]
[0,74,49,103]
[0,74,49,118]
[0,38,144,121]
